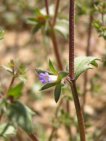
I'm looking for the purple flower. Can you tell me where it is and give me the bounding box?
[39,72,57,84]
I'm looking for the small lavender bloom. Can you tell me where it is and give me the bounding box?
[39,72,57,84]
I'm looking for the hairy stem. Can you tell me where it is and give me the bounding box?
[69,0,74,80]
[69,0,86,141]
[69,80,86,141]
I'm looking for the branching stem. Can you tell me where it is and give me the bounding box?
[44,0,63,70]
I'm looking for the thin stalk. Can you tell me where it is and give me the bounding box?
[52,0,60,26]
[69,80,86,141]
[50,28,63,70]
[69,0,86,141]
[45,0,49,15]
[6,76,16,103]
[69,0,74,80]
[45,1,71,140]
[44,0,63,70]
[82,14,93,110]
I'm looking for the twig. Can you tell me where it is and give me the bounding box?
[45,0,49,15]
[50,28,63,70]
[44,0,63,70]
[52,0,60,26]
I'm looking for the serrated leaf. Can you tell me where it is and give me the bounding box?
[8,82,24,99]
[55,19,69,39]
[49,60,58,74]
[54,83,61,103]
[75,56,100,79]
[40,82,57,91]
[0,123,16,138]
[7,101,34,133]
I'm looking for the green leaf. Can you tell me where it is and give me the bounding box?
[0,123,16,138]
[34,8,43,17]
[40,82,57,91]
[55,19,69,39]
[8,82,24,99]
[32,24,43,34]
[0,29,5,40]
[75,56,100,80]
[54,83,62,103]
[49,60,58,74]
[58,71,68,81]
[7,101,34,133]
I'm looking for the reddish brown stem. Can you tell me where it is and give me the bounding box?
[50,28,63,70]
[6,74,16,103]
[52,0,60,26]
[44,0,63,70]
[69,0,86,141]
[45,0,49,15]
[69,80,86,141]
[69,0,74,80]
[8,75,16,90]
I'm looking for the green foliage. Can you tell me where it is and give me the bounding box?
[40,82,57,91]
[93,20,106,40]
[8,82,24,99]
[75,56,100,79]
[54,19,69,39]
[59,109,71,127]
[7,101,35,133]
[54,83,62,103]
[1,60,27,82]
[0,123,16,138]
[49,59,58,74]
[0,29,5,40]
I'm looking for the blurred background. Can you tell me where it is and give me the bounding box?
[0,0,106,141]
